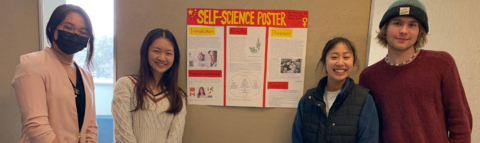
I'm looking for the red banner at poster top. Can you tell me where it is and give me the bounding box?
[187,8,309,28]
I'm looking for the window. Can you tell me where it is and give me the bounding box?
[41,0,115,142]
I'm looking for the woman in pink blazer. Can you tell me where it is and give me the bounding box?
[12,4,98,143]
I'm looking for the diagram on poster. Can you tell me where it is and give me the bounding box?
[228,74,261,98]
[186,8,308,108]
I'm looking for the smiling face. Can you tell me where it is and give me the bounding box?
[325,42,354,83]
[209,51,217,63]
[148,37,174,78]
[386,16,419,51]
[199,87,205,94]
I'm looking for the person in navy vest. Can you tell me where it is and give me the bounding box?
[292,37,379,143]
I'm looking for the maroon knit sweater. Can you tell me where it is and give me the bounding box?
[359,50,472,143]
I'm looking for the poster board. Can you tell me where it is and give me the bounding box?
[186,8,308,108]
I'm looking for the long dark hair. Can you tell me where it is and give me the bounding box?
[197,87,205,97]
[316,37,359,74]
[46,4,95,71]
[132,28,186,114]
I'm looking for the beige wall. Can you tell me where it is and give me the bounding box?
[115,0,371,142]
[0,0,39,142]
[3,0,476,142]
[367,0,480,142]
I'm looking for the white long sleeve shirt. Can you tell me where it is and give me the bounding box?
[112,76,186,143]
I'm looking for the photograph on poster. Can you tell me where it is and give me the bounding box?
[190,86,214,98]
[280,58,301,73]
[189,50,217,67]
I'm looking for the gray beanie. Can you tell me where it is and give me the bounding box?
[379,0,429,33]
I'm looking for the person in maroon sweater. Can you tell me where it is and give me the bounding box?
[359,0,472,142]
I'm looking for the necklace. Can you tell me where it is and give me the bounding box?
[52,47,74,64]
[69,79,79,97]
[58,58,74,65]
[385,48,419,66]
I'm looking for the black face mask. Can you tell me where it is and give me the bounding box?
[54,29,89,55]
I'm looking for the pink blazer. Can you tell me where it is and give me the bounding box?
[12,47,98,143]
